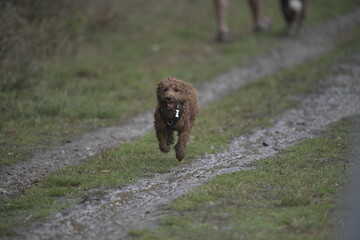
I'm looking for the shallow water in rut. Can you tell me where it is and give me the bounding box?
[2,9,360,240]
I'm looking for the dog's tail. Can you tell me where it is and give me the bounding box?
[289,0,303,13]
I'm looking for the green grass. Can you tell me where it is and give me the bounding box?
[1,23,360,237]
[127,116,359,240]
[1,1,360,237]
[1,0,360,167]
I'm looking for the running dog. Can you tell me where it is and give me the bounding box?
[154,77,198,161]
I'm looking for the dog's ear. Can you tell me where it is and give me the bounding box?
[184,87,188,97]
[156,81,163,93]
[180,82,189,103]
[156,84,160,93]
[156,81,164,103]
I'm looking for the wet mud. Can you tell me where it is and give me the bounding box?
[1,9,360,199]
[2,8,360,240]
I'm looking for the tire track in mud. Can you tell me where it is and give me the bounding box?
[11,49,360,240]
[1,9,360,199]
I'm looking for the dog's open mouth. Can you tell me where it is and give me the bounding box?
[166,102,176,109]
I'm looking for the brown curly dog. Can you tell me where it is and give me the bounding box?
[154,77,198,161]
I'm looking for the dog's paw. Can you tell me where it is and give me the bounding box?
[176,153,185,161]
[175,144,185,161]
[160,145,170,153]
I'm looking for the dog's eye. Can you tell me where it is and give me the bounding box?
[164,88,168,92]
[174,88,180,92]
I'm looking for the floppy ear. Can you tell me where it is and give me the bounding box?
[184,88,188,98]
[156,82,164,103]
[180,82,189,103]
[156,85,160,94]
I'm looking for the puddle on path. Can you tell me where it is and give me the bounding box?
[1,8,360,200]
[8,52,360,240]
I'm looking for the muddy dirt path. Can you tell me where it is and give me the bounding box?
[4,10,360,240]
[10,45,360,240]
[1,9,360,199]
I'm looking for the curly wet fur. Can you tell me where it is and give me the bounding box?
[154,77,198,161]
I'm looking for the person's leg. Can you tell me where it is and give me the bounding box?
[247,0,260,29]
[247,0,271,31]
[214,0,233,42]
[214,0,229,33]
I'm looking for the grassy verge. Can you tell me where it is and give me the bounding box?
[127,116,359,240]
[1,0,359,167]
[1,23,360,236]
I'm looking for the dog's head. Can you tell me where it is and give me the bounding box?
[157,77,188,110]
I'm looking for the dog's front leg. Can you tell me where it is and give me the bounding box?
[175,127,191,161]
[156,127,171,153]
[167,129,174,146]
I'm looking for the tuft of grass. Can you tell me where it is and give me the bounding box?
[128,116,358,240]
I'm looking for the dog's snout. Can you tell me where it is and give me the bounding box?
[166,96,173,101]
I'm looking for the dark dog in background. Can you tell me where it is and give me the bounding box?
[280,0,307,34]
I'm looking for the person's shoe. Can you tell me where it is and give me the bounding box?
[215,31,234,42]
[254,17,272,32]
